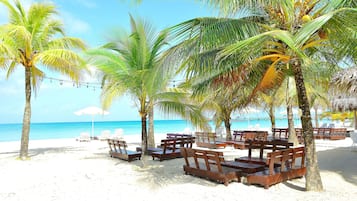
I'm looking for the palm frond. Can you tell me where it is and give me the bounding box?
[34,49,85,81]
[48,37,87,50]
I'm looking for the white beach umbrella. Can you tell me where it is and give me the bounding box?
[74,106,109,138]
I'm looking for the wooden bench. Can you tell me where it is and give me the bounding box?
[327,128,346,140]
[136,134,194,154]
[272,128,289,140]
[195,132,226,149]
[180,147,241,186]
[246,147,306,189]
[107,139,141,162]
[151,137,195,161]
[166,133,193,139]
[234,140,292,166]
[227,130,268,149]
[314,127,330,139]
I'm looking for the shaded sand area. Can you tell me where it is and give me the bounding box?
[0,135,356,201]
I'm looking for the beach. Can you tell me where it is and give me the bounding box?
[0,135,356,201]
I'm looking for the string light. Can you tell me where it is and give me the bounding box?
[41,76,102,91]
[41,76,185,90]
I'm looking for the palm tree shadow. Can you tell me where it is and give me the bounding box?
[282,181,306,191]
[317,147,357,185]
[27,146,86,157]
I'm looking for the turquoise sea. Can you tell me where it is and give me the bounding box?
[0,118,315,142]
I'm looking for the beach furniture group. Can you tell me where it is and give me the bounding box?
[181,139,305,188]
[105,127,348,188]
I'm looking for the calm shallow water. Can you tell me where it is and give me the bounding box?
[0,119,306,142]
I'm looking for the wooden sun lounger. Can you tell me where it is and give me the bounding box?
[151,137,195,161]
[227,130,268,149]
[180,147,241,186]
[327,128,347,140]
[107,139,141,162]
[166,133,193,139]
[234,140,292,166]
[195,132,226,149]
[272,128,289,140]
[246,147,306,189]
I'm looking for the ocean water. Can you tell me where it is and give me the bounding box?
[0,118,306,142]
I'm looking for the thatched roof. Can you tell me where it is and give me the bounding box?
[329,67,357,112]
[330,96,357,111]
[329,67,357,96]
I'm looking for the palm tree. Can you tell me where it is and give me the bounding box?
[87,16,207,155]
[0,0,86,160]
[168,0,357,191]
[197,84,250,140]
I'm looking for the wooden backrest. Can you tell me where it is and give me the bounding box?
[291,146,305,168]
[195,132,217,143]
[317,127,331,135]
[108,139,128,154]
[266,147,305,175]
[166,133,193,139]
[233,130,244,141]
[266,149,291,175]
[233,131,268,142]
[266,140,291,151]
[180,147,225,173]
[160,139,179,153]
[107,139,114,152]
[272,128,289,139]
[243,132,257,141]
[178,137,195,148]
[330,128,347,136]
[246,140,266,159]
[254,131,268,141]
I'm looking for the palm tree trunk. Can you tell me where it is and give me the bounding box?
[292,60,323,191]
[269,106,276,129]
[224,117,232,140]
[286,79,299,145]
[287,104,299,146]
[140,112,148,155]
[313,106,319,128]
[148,104,155,148]
[20,67,31,160]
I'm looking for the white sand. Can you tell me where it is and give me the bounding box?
[0,136,356,201]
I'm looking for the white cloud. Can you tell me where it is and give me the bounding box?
[61,11,91,34]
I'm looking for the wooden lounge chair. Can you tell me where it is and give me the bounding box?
[166,133,193,139]
[180,147,241,186]
[327,128,346,140]
[107,139,141,162]
[195,132,226,149]
[246,147,306,189]
[272,128,289,140]
[234,140,292,166]
[227,130,268,149]
[151,137,195,161]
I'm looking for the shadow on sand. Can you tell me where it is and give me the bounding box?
[317,147,357,185]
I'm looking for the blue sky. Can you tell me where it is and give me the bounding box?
[0,0,217,124]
